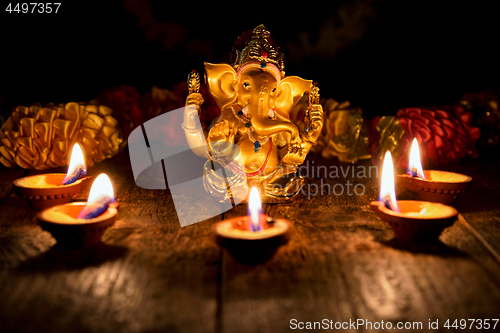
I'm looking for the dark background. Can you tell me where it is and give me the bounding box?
[0,0,498,120]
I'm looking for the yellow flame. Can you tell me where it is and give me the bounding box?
[380,151,399,212]
[87,174,114,204]
[408,138,426,179]
[66,143,85,176]
[249,187,261,230]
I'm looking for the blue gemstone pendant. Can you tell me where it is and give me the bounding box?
[254,141,261,153]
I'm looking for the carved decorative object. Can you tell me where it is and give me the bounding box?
[183,24,324,203]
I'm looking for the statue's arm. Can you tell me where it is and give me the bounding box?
[183,92,211,159]
[281,86,324,166]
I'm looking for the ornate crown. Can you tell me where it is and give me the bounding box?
[231,24,285,78]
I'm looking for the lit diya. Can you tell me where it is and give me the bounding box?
[214,187,290,263]
[397,138,472,205]
[14,143,92,210]
[38,173,118,247]
[371,151,458,242]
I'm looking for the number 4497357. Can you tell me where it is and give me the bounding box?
[6,3,61,14]
[444,319,499,330]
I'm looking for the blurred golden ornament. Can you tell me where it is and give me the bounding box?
[290,97,371,162]
[371,115,405,166]
[0,101,124,169]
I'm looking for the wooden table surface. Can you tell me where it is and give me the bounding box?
[0,149,499,333]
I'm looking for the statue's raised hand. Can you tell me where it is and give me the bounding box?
[303,83,323,142]
[281,85,324,166]
[186,93,204,116]
[305,104,324,141]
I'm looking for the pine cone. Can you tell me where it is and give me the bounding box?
[396,106,480,168]
[0,101,124,169]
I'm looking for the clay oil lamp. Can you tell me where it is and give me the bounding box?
[38,173,118,247]
[214,187,290,263]
[14,143,92,210]
[371,151,458,243]
[397,138,472,205]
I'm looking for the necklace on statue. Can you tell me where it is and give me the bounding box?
[231,104,272,153]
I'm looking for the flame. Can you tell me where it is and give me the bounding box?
[87,174,114,204]
[66,143,86,176]
[248,187,262,231]
[380,151,399,212]
[408,138,426,179]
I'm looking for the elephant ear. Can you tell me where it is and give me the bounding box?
[204,62,237,110]
[275,76,312,121]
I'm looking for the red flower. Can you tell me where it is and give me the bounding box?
[396,106,481,168]
[97,85,143,138]
[98,81,221,145]
[141,86,180,120]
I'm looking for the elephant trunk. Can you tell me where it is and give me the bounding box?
[250,88,299,140]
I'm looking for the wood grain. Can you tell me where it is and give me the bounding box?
[443,156,500,256]
[0,152,222,333]
[219,157,500,333]
[1,153,500,333]
[0,167,26,203]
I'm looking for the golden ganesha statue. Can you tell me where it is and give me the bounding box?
[182,24,323,203]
